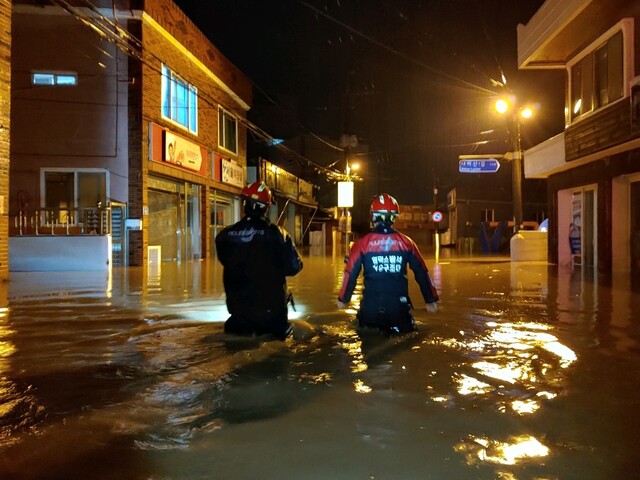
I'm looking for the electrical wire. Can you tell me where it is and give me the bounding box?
[297,0,497,95]
[45,0,346,180]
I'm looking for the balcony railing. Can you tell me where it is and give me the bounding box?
[10,207,112,236]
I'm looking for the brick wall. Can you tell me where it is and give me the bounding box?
[127,19,144,266]
[0,0,10,281]
[139,3,251,260]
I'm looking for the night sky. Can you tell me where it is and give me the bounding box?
[174,0,565,210]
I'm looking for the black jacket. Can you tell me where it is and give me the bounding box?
[215,214,303,321]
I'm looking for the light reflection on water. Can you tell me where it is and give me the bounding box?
[455,434,550,465]
[0,255,638,479]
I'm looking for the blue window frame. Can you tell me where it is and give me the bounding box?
[161,65,198,134]
[32,72,78,86]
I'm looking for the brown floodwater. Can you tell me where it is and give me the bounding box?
[0,248,638,479]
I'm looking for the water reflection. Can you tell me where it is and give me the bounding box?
[455,434,550,465]
[0,255,638,479]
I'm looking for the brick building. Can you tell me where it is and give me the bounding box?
[0,0,9,281]
[9,0,254,269]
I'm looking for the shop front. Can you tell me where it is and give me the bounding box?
[148,124,208,263]
[148,176,201,262]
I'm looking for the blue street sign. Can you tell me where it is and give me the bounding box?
[458,158,501,173]
[432,210,444,223]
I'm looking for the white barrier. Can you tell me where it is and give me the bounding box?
[510,231,548,262]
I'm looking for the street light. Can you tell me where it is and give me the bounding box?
[494,97,537,231]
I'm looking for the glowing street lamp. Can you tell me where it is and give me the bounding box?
[494,97,537,230]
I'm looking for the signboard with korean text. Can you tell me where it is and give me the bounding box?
[221,158,244,187]
[277,168,298,197]
[299,179,314,204]
[458,158,501,173]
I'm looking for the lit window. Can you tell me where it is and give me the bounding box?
[161,65,198,134]
[218,108,238,154]
[570,29,624,121]
[32,72,78,86]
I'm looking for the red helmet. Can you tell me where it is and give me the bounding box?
[371,193,399,223]
[242,181,272,206]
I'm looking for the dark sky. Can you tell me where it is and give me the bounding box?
[174,0,565,207]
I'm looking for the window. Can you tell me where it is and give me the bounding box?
[570,29,624,121]
[32,72,78,86]
[218,107,238,154]
[43,169,107,211]
[161,65,198,134]
[481,209,495,223]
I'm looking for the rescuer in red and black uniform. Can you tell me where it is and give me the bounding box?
[215,181,303,340]
[337,193,439,334]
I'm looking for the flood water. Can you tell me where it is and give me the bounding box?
[0,249,639,479]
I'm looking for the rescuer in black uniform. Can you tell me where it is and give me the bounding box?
[337,193,439,334]
[215,181,303,340]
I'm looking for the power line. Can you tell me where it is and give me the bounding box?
[297,0,498,95]
[45,0,345,180]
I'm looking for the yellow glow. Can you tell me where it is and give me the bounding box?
[329,326,368,373]
[456,435,549,466]
[573,98,582,114]
[520,107,533,119]
[350,162,360,171]
[298,372,333,384]
[456,374,494,395]
[495,99,509,114]
[354,379,372,394]
[0,341,16,357]
[473,361,524,384]
[483,322,577,368]
[542,341,577,368]
[511,399,540,414]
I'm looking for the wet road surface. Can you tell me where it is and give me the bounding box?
[0,249,639,479]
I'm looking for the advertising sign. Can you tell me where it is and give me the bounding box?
[164,131,203,172]
[221,158,244,187]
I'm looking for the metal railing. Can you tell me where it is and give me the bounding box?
[10,207,112,236]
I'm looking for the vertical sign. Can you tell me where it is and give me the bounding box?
[338,181,354,208]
